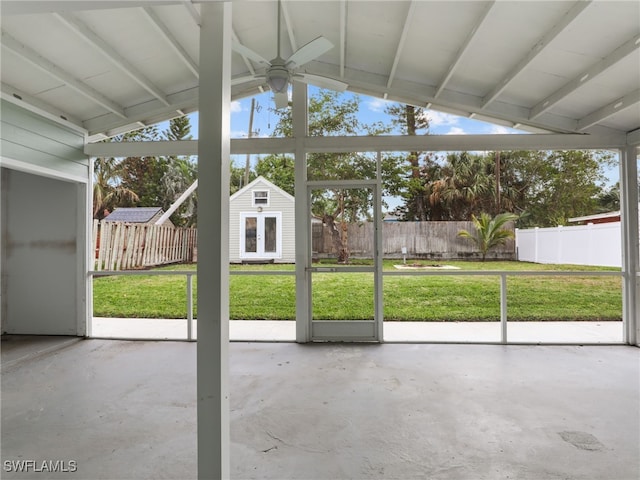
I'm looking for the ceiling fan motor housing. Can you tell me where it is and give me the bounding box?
[266,60,290,93]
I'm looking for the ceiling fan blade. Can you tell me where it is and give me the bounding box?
[232,39,271,66]
[295,73,348,92]
[285,36,333,69]
[273,91,289,109]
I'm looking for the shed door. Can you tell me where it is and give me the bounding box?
[240,212,281,259]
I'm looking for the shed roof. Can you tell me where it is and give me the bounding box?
[103,207,164,223]
[230,176,295,203]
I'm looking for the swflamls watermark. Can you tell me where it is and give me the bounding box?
[3,460,78,473]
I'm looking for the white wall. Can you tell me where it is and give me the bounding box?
[2,170,85,334]
[1,99,88,335]
[516,223,621,267]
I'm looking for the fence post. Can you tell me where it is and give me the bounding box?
[556,225,563,264]
[587,222,594,266]
[99,221,110,270]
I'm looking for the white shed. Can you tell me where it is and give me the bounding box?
[229,176,295,263]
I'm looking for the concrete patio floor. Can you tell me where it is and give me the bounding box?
[91,317,625,344]
[2,335,638,480]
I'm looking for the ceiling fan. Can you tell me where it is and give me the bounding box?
[231,0,348,109]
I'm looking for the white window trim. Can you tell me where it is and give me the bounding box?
[252,189,270,207]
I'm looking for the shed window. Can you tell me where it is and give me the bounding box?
[253,190,269,207]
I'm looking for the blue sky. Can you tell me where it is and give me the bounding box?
[224,87,525,139]
[185,87,525,140]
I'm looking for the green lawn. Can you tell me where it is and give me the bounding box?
[92,261,622,321]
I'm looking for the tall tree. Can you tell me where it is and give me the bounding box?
[92,157,139,219]
[597,183,620,212]
[93,126,160,219]
[163,114,192,142]
[511,150,611,227]
[160,116,198,226]
[266,90,393,262]
[429,152,494,220]
[230,161,256,195]
[405,148,612,227]
[255,154,294,195]
[115,126,168,208]
[385,103,431,220]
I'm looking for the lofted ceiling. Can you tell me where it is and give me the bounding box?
[1,0,639,143]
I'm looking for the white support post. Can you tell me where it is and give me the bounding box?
[85,157,94,338]
[500,274,508,344]
[293,80,310,343]
[375,151,384,341]
[155,180,198,225]
[620,145,639,345]
[197,2,231,478]
[187,273,194,341]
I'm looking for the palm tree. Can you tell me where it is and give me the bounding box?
[433,152,493,220]
[93,157,139,219]
[458,212,518,261]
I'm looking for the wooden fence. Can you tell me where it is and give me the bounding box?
[92,220,197,271]
[313,220,516,261]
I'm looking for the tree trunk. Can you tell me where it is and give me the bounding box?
[406,105,426,220]
[323,214,349,263]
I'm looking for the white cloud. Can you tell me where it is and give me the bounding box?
[487,124,516,135]
[230,100,243,113]
[445,126,467,135]
[366,98,391,113]
[426,110,460,127]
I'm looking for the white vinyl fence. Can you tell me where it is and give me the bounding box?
[516,222,621,267]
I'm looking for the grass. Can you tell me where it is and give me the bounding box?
[92,261,622,321]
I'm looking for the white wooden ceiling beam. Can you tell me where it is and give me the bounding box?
[182,1,201,26]
[231,30,259,77]
[482,0,592,108]
[530,33,640,120]
[54,12,171,107]
[84,132,628,158]
[83,85,199,136]
[1,82,84,130]
[434,1,495,99]
[280,0,297,53]
[2,1,182,16]
[385,1,416,92]
[1,31,127,118]
[577,89,640,131]
[334,63,578,132]
[141,6,199,78]
[626,129,640,146]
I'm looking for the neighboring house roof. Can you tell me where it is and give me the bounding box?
[230,176,295,202]
[568,211,620,224]
[104,207,165,223]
